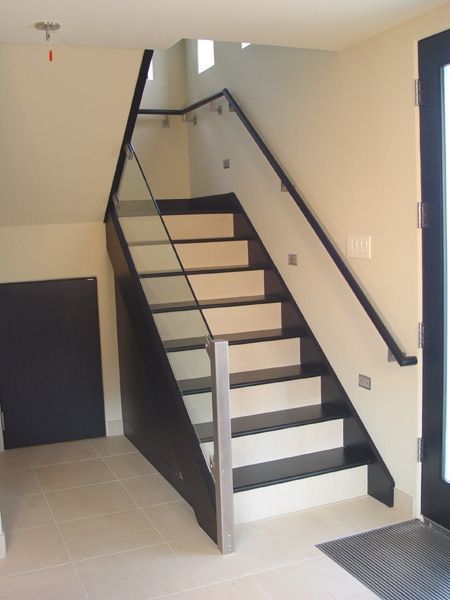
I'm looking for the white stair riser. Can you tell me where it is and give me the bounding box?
[120,216,167,244]
[130,244,179,274]
[162,214,234,240]
[175,241,248,269]
[204,303,282,334]
[141,276,193,306]
[188,271,265,300]
[201,420,343,468]
[168,348,209,380]
[184,378,321,424]
[168,338,301,380]
[234,467,368,524]
[154,310,208,341]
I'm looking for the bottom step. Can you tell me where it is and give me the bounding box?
[232,448,370,524]
[234,464,368,524]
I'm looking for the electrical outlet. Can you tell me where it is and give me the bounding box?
[223,158,230,169]
[288,253,298,266]
[359,374,371,390]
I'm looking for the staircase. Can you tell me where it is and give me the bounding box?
[114,191,394,527]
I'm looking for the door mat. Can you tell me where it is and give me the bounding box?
[317,519,450,599]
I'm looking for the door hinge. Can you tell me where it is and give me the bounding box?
[418,322,425,349]
[417,202,428,229]
[0,410,5,432]
[417,437,424,462]
[415,79,423,107]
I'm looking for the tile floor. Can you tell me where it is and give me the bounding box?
[0,436,412,599]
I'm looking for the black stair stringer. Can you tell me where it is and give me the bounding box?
[229,192,395,507]
[105,206,217,541]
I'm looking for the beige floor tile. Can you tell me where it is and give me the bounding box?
[0,449,30,473]
[90,435,136,457]
[307,504,364,544]
[0,469,40,500]
[144,500,202,541]
[158,563,336,600]
[26,440,99,467]
[1,493,53,531]
[34,458,115,492]
[337,496,407,531]
[60,509,163,560]
[310,497,406,538]
[76,544,196,600]
[46,481,135,522]
[122,473,180,507]
[296,556,374,600]
[0,564,86,600]
[350,592,380,599]
[0,525,69,578]
[105,452,157,479]
[169,510,320,588]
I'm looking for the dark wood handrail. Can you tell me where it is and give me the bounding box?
[138,89,417,366]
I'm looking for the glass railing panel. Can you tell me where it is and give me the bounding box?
[115,146,214,459]
[141,275,197,310]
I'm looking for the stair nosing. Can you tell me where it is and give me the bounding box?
[195,403,350,443]
[150,294,288,313]
[139,264,269,278]
[172,236,253,244]
[163,327,308,352]
[232,447,371,493]
[179,363,327,395]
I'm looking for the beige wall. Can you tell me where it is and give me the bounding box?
[181,4,450,506]
[0,43,141,226]
[133,41,191,199]
[0,222,122,450]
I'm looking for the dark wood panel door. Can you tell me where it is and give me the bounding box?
[0,277,105,449]
[420,29,450,530]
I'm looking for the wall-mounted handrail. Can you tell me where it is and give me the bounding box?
[138,89,417,367]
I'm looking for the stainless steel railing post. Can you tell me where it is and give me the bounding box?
[206,336,235,554]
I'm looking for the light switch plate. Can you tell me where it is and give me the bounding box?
[347,235,371,259]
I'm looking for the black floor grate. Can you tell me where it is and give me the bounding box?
[317,519,450,600]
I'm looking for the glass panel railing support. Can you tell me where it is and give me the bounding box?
[206,336,235,555]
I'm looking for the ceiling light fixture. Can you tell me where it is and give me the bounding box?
[35,21,61,63]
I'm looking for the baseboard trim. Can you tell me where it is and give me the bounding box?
[107,419,124,436]
[0,513,5,559]
[394,488,414,517]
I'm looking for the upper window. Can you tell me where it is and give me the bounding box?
[147,61,154,80]
[197,40,215,73]
[241,43,251,49]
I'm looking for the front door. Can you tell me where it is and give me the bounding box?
[420,28,450,530]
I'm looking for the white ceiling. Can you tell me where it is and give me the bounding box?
[0,0,448,52]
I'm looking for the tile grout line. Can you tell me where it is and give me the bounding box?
[146,554,328,600]
[32,465,91,600]
[110,463,204,588]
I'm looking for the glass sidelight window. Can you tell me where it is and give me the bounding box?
[444,65,450,483]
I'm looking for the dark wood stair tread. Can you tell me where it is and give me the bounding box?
[164,327,307,352]
[157,194,239,214]
[233,447,371,493]
[150,294,288,313]
[179,363,326,395]
[172,236,254,244]
[195,403,349,443]
[139,264,269,278]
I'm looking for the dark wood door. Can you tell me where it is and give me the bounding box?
[419,28,450,530]
[0,277,105,449]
